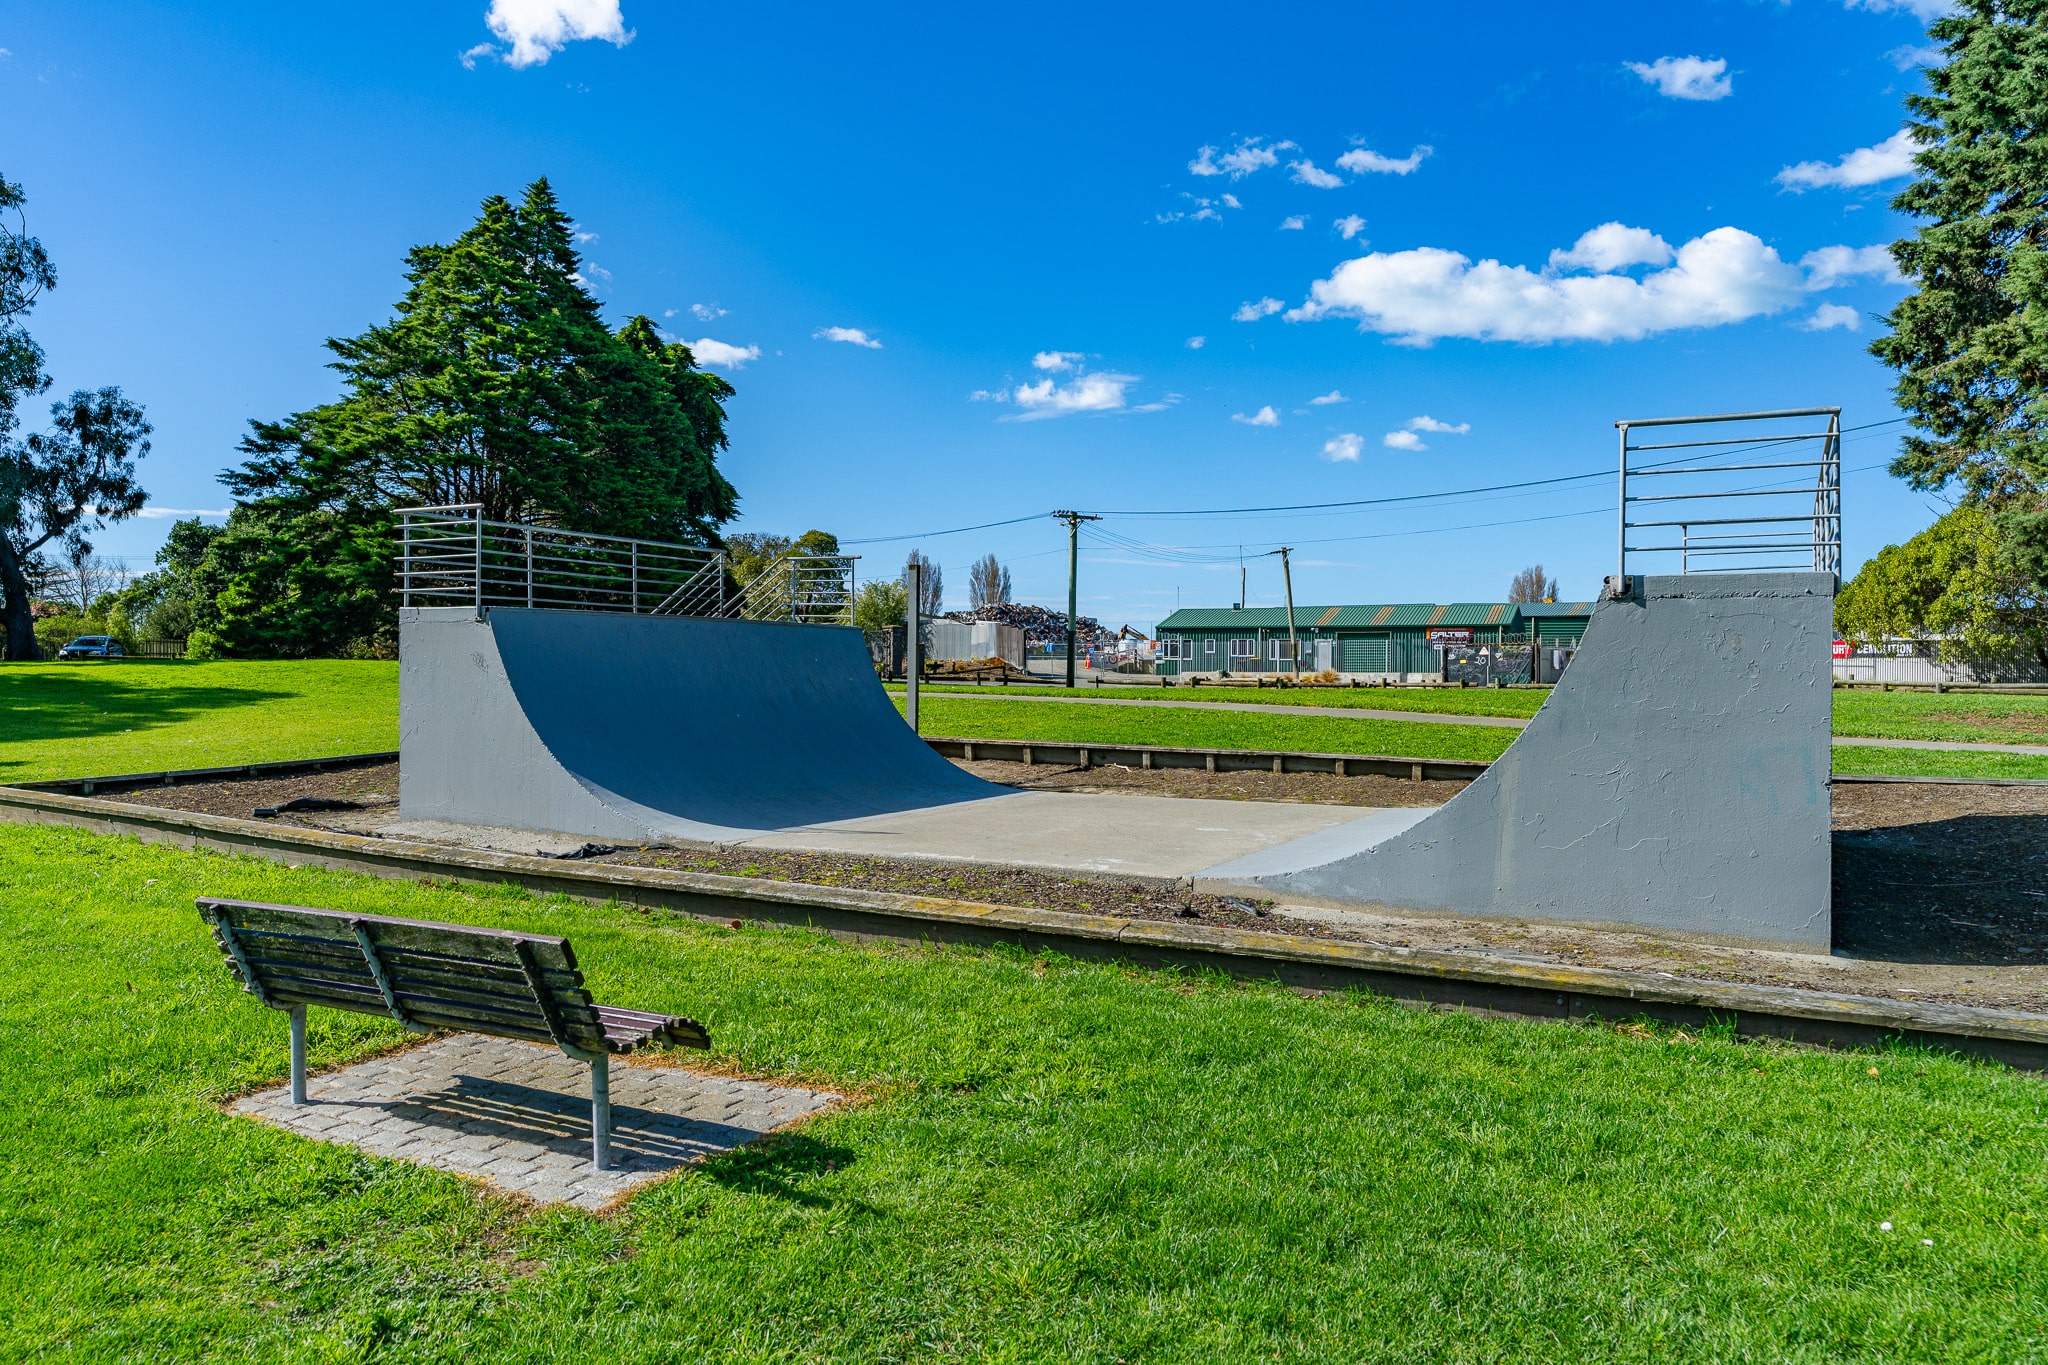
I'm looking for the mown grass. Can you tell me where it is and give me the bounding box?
[895,680,1551,719]
[1830,744,2048,780]
[897,695,1520,762]
[0,660,398,782]
[1833,688,2048,746]
[6,821,2048,1362]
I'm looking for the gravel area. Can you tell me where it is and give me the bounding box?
[87,757,2048,1011]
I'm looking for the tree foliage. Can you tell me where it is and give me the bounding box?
[210,178,741,656]
[968,553,1013,608]
[1507,564,1558,604]
[1870,1,2048,591]
[853,578,908,632]
[1835,504,2048,668]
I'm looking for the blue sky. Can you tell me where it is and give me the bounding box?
[4,0,1955,627]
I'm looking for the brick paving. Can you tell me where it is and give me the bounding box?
[231,1034,838,1210]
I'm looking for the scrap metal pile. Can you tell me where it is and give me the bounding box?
[941,602,1113,650]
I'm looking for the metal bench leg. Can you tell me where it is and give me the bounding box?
[591,1053,611,1172]
[289,1004,308,1105]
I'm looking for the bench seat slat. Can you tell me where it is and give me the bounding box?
[203,900,580,974]
[232,940,584,993]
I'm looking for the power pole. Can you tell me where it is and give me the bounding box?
[905,558,921,731]
[1053,510,1100,688]
[1271,546,1301,678]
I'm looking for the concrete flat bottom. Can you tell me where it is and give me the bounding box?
[733,790,1374,881]
[231,1034,838,1211]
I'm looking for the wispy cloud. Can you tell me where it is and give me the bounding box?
[1889,42,1943,69]
[690,302,726,321]
[1800,303,1862,331]
[137,506,230,519]
[1157,192,1239,224]
[470,0,632,69]
[690,337,760,369]
[1322,433,1364,462]
[974,353,1161,421]
[1335,215,1368,240]
[1190,137,1295,180]
[1233,406,1281,427]
[1626,55,1732,101]
[1289,158,1345,189]
[1033,350,1084,372]
[1846,0,1955,21]
[1335,145,1431,175]
[1185,336,1206,350]
[1233,297,1285,322]
[1777,129,1917,190]
[815,326,882,348]
[1279,216,1306,231]
[1308,390,1348,406]
[1407,415,1470,434]
[1800,243,1902,289]
[1382,430,1428,451]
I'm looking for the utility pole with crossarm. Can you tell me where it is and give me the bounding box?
[1053,510,1101,688]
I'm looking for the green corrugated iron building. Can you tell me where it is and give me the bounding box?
[1154,600,1595,679]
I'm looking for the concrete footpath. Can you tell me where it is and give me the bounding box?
[909,687,2048,755]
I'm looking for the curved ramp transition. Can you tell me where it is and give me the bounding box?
[1198,573,1836,950]
[400,607,1003,842]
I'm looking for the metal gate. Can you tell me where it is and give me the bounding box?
[1341,634,1390,673]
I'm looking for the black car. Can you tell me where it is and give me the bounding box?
[55,635,125,660]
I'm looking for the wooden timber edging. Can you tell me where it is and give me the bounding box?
[13,751,400,798]
[923,736,1488,783]
[5,782,2048,1071]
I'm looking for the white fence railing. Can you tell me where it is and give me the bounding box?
[395,505,856,626]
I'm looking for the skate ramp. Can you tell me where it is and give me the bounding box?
[1197,573,1835,950]
[400,607,1005,841]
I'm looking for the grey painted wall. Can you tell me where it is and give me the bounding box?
[1198,573,1836,950]
[400,607,1001,841]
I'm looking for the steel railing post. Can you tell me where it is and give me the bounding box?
[631,542,639,613]
[525,527,534,607]
[473,508,483,618]
[1617,423,1629,584]
[401,514,411,609]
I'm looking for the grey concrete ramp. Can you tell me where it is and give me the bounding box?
[1198,574,1835,950]
[400,608,1004,841]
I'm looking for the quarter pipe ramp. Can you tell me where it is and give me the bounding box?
[400,607,1003,842]
[1197,573,1836,950]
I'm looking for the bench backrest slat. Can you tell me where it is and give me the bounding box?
[199,897,609,1052]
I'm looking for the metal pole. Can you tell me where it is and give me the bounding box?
[631,542,639,613]
[1277,546,1300,678]
[401,516,411,609]
[1616,423,1629,586]
[473,508,484,618]
[590,1053,611,1171]
[289,1003,307,1105]
[905,559,921,731]
[525,527,534,607]
[1066,516,1079,688]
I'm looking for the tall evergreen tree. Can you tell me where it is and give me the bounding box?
[1870,1,2048,579]
[207,178,741,656]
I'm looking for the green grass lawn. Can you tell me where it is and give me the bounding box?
[6,821,2047,1361]
[0,660,399,783]
[1832,687,2048,745]
[897,680,1554,719]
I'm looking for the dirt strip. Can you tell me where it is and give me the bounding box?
[101,758,2048,1011]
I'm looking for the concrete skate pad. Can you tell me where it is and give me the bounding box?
[401,607,1003,842]
[1198,573,1835,950]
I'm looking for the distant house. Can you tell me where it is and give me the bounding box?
[1154,600,1595,681]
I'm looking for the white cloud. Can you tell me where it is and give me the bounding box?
[1889,43,1944,69]
[1626,55,1733,101]
[1233,297,1285,322]
[137,506,230,519]
[662,308,678,318]
[1033,350,1083,372]
[1189,145,1222,176]
[1288,224,1811,344]
[1335,145,1431,176]
[1233,406,1281,427]
[1009,372,1133,421]
[477,0,632,69]
[1131,392,1184,413]
[690,337,760,369]
[1309,390,1348,405]
[1225,139,1292,177]
[1222,193,1242,209]
[1548,222,1673,273]
[1847,0,1955,20]
[1289,158,1345,189]
[1777,129,1917,191]
[1157,192,1239,224]
[968,388,1009,402]
[1800,303,1862,331]
[1279,216,1306,231]
[1335,215,1368,240]
[1383,430,1429,451]
[1322,433,1364,462]
[459,43,496,69]
[1800,243,1902,289]
[1407,415,1470,434]
[1186,336,1206,349]
[815,326,882,348]
[690,302,726,321]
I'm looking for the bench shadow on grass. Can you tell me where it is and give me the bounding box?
[1833,813,2048,966]
[696,1133,862,1208]
[0,669,297,774]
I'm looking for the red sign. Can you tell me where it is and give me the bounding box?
[1427,628,1474,644]
[1832,639,1852,659]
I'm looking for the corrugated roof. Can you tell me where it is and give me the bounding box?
[1517,601,1596,618]
[1156,603,1526,630]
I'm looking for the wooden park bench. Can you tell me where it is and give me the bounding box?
[197,897,710,1171]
